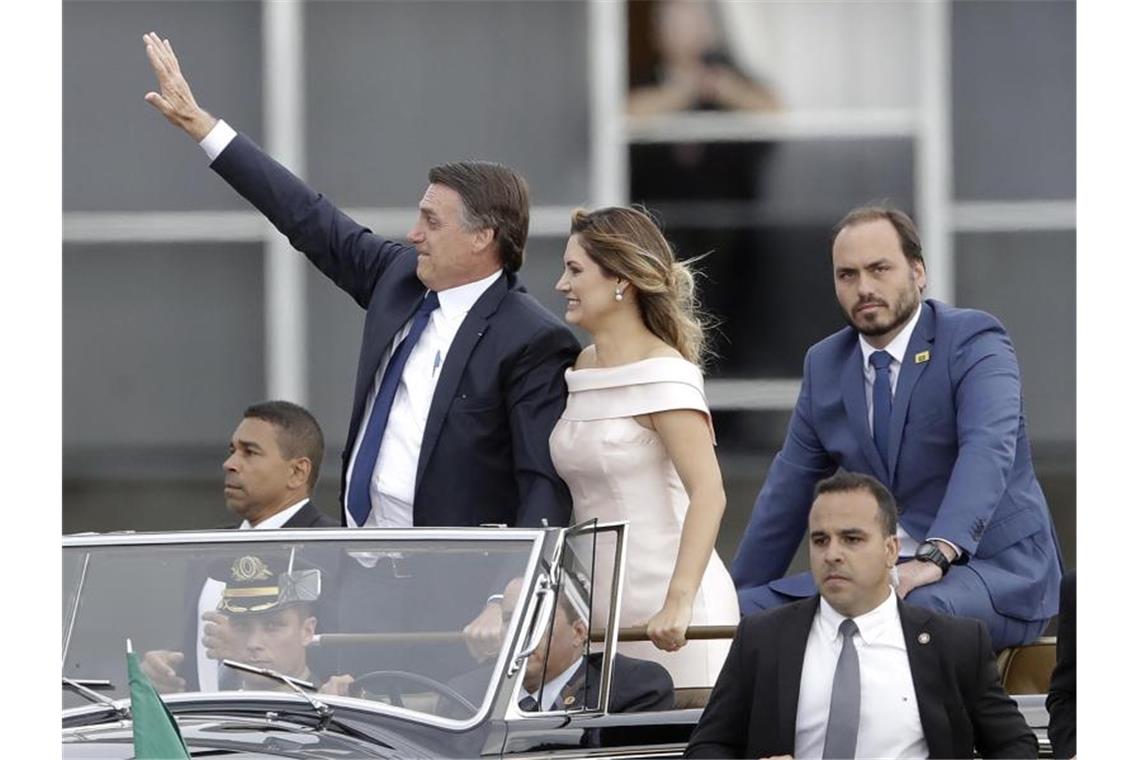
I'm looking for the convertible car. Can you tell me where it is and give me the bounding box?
[62,523,1056,758]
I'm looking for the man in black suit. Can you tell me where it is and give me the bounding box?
[399,577,675,715]
[686,472,1036,759]
[506,578,674,714]
[219,400,338,531]
[142,400,337,692]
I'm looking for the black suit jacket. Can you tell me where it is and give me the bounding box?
[215,499,338,530]
[279,500,338,528]
[556,652,675,713]
[211,134,579,529]
[685,596,1037,759]
[1047,569,1076,758]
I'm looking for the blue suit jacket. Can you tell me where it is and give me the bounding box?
[731,300,1062,623]
[211,133,579,528]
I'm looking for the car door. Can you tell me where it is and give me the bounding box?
[499,520,700,759]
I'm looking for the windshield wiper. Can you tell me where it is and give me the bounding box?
[221,659,334,730]
[62,677,130,720]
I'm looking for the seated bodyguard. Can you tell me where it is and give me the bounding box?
[220,400,336,530]
[686,472,1036,759]
[141,401,335,692]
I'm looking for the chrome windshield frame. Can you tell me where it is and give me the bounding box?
[62,526,556,733]
[62,551,91,668]
[502,519,629,721]
[63,526,549,547]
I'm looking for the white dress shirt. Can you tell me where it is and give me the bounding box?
[196,497,310,690]
[343,270,501,527]
[795,591,928,759]
[523,656,584,711]
[237,497,309,530]
[199,119,237,162]
[198,121,501,528]
[857,304,957,560]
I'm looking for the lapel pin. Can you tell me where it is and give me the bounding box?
[563,694,576,706]
[917,632,931,644]
[914,351,930,364]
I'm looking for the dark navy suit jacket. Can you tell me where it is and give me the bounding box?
[732,300,1062,625]
[210,133,579,528]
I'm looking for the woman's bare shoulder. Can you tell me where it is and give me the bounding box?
[574,344,600,369]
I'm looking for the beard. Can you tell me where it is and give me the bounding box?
[844,284,922,338]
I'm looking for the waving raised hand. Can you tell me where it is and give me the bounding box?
[142,32,217,141]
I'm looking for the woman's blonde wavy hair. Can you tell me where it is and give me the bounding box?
[570,206,710,367]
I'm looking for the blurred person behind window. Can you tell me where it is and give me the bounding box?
[627,0,782,379]
[628,0,779,117]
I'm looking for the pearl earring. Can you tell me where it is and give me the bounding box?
[614,286,624,302]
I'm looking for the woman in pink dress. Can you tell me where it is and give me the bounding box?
[549,206,739,689]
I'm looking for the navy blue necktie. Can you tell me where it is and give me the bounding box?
[346,292,439,526]
[870,350,893,469]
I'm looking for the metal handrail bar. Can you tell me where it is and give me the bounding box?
[590,625,739,643]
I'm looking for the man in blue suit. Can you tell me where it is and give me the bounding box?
[143,34,579,655]
[731,205,1062,649]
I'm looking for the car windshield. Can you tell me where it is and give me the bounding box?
[62,529,545,724]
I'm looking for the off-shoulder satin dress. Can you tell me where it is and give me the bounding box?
[549,357,739,688]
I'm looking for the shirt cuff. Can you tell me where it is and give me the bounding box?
[199,119,237,163]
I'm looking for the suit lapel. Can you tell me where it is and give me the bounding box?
[840,342,889,482]
[565,656,594,711]
[283,500,316,528]
[887,302,935,481]
[414,273,506,495]
[899,600,952,759]
[776,597,819,751]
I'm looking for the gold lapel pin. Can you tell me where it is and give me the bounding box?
[917,632,931,644]
[563,695,576,706]
[914,351,930,364]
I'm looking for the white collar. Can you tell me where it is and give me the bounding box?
[859,300,925,370]
[527,655,585,711]
[818,588,900,646]
[239,498,310,530]
[436,269,502,320]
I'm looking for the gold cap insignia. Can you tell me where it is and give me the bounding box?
[231,555,274,582]
[914,351,930,364]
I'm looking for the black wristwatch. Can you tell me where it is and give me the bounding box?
[914,541,952,575]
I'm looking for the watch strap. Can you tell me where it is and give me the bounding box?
[915,541,951,574]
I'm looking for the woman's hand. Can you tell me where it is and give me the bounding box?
[646,596,694,652]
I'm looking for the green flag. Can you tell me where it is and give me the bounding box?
[126,643,191,759]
